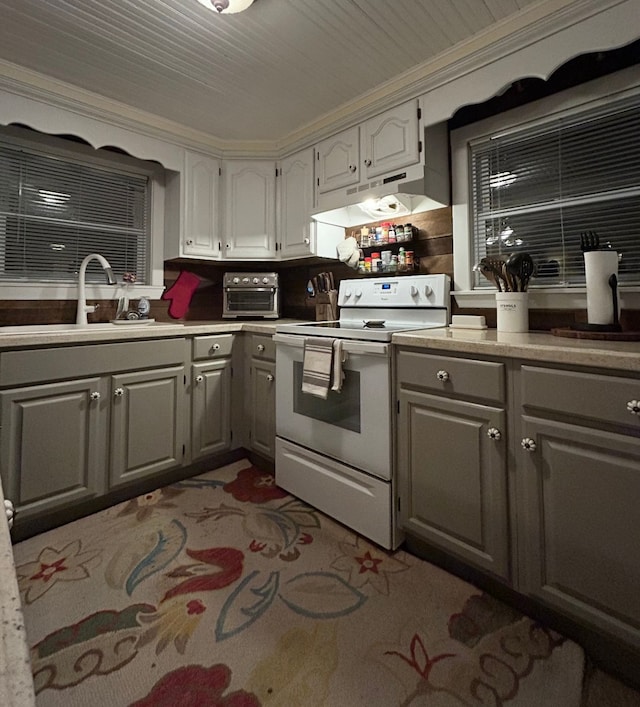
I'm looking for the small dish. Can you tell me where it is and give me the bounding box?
[110,318,155,325]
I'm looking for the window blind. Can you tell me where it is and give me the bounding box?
[470,93,640,289]
[0,141,149,284]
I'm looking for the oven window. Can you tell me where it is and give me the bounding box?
[293,361,361,433]
[226,290,274,312]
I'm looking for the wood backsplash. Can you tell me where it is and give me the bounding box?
[1,205,638,331]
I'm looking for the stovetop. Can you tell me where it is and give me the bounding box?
[277,274,451,342]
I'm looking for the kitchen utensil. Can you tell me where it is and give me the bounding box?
[580,230,600,252]
[306,279,316,297]
[476,257,506,291]
[518,254,535,291]
[609,273,620,328]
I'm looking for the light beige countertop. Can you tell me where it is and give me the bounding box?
[392,327,640,372]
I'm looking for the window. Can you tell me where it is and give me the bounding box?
[0,127,154,286]
[452,67,640,308]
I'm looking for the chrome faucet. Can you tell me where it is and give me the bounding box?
[76,253,117,326]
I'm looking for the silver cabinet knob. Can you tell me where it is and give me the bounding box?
[364,158,372,167]
[627,399,640,415]
[195,374,204,383]
[114,387,124,397]
[487,427,501,441]
[257,344,265,352]
[90,391,101,401]
[521,437,536,452]
[436,370,449,382]
[348,164,357,173]
[209,343,220,355]
[267,374,274,382]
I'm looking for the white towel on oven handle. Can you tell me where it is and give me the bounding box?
[302,337,334,399]
[331,339,346,392]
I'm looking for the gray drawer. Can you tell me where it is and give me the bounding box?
[397,349,505,404]
[250,334,275,361]
[192,334,234,360]
[521,364,640,428]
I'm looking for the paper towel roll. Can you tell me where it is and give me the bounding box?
[584,250,618,325]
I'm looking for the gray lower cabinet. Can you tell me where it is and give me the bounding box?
[190,334,235,460]
[516,363,640,648]
[396,348,510,579]
[247,334,276,458]
[0,377,108,519]
[0,338,188,523]
[109,366,186,488]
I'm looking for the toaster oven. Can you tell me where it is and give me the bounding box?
[222,272,280,319]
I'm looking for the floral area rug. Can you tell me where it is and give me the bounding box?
[13,459,585,706]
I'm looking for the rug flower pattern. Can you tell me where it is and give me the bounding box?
[13,460,584,706]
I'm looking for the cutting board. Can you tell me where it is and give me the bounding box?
[551,327,640,341]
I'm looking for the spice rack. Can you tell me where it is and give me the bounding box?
[352,222,417,275]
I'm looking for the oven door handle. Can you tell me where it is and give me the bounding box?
[273,333,389,356]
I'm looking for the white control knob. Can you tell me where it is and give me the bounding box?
[252,277,259,284]
[355,289,363,299]
[232,277,240,284]
[424,285,432,296]
[344,289,352,299]
[242,277,249,283]
[410,285,419,297]
[262,277,269,284]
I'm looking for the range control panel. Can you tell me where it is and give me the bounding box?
[338,274,450,309]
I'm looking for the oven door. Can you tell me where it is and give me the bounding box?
[274,333,392,480]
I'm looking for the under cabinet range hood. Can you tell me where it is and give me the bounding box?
[312,122,450,229]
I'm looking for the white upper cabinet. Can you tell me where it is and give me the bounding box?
[165,150,221,260]
[222,160,277,260]
[361,99,421,180]
[315,100,421,198]
[277,148,315,259]
[316,125,360,194]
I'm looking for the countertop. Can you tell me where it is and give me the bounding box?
[1,318,639,703]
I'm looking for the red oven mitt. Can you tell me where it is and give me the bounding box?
[162,270,201,319]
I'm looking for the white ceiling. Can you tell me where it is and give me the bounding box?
[0,0,595,143]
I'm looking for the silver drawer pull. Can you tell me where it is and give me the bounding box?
[195,375,204,383]
[257,344,265,352]
[487,427,501,441]
[114,387,124,397]
[521,437,536,452]
[267,374,274,382]
[209,343,221,355]
[436,370,449,382]
[627,399,640,415]
[90,391,101,401]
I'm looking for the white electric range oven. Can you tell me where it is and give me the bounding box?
[274,274,450,549]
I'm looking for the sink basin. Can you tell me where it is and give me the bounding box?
[0,322,182,334]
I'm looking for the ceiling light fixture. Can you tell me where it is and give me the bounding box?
[196,0,255,13]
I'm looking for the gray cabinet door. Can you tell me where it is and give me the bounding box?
[249,358,276,458]
[398,389,509,579]
[191,359,231,460]
[0,378,106,520]
[517,416,640,647]
[109,366,185,488]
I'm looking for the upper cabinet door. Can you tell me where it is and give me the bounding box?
[362,100,421,180]
[315,125,360,194]
[278,148,314,259]
[183,151,220,257]
[223,160,277,260]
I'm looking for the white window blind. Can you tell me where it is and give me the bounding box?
[0,140,150,284]
[470,93,640,289]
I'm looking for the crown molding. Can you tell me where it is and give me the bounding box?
[0,0,636,160]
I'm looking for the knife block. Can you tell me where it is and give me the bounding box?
[315,291,338,321]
